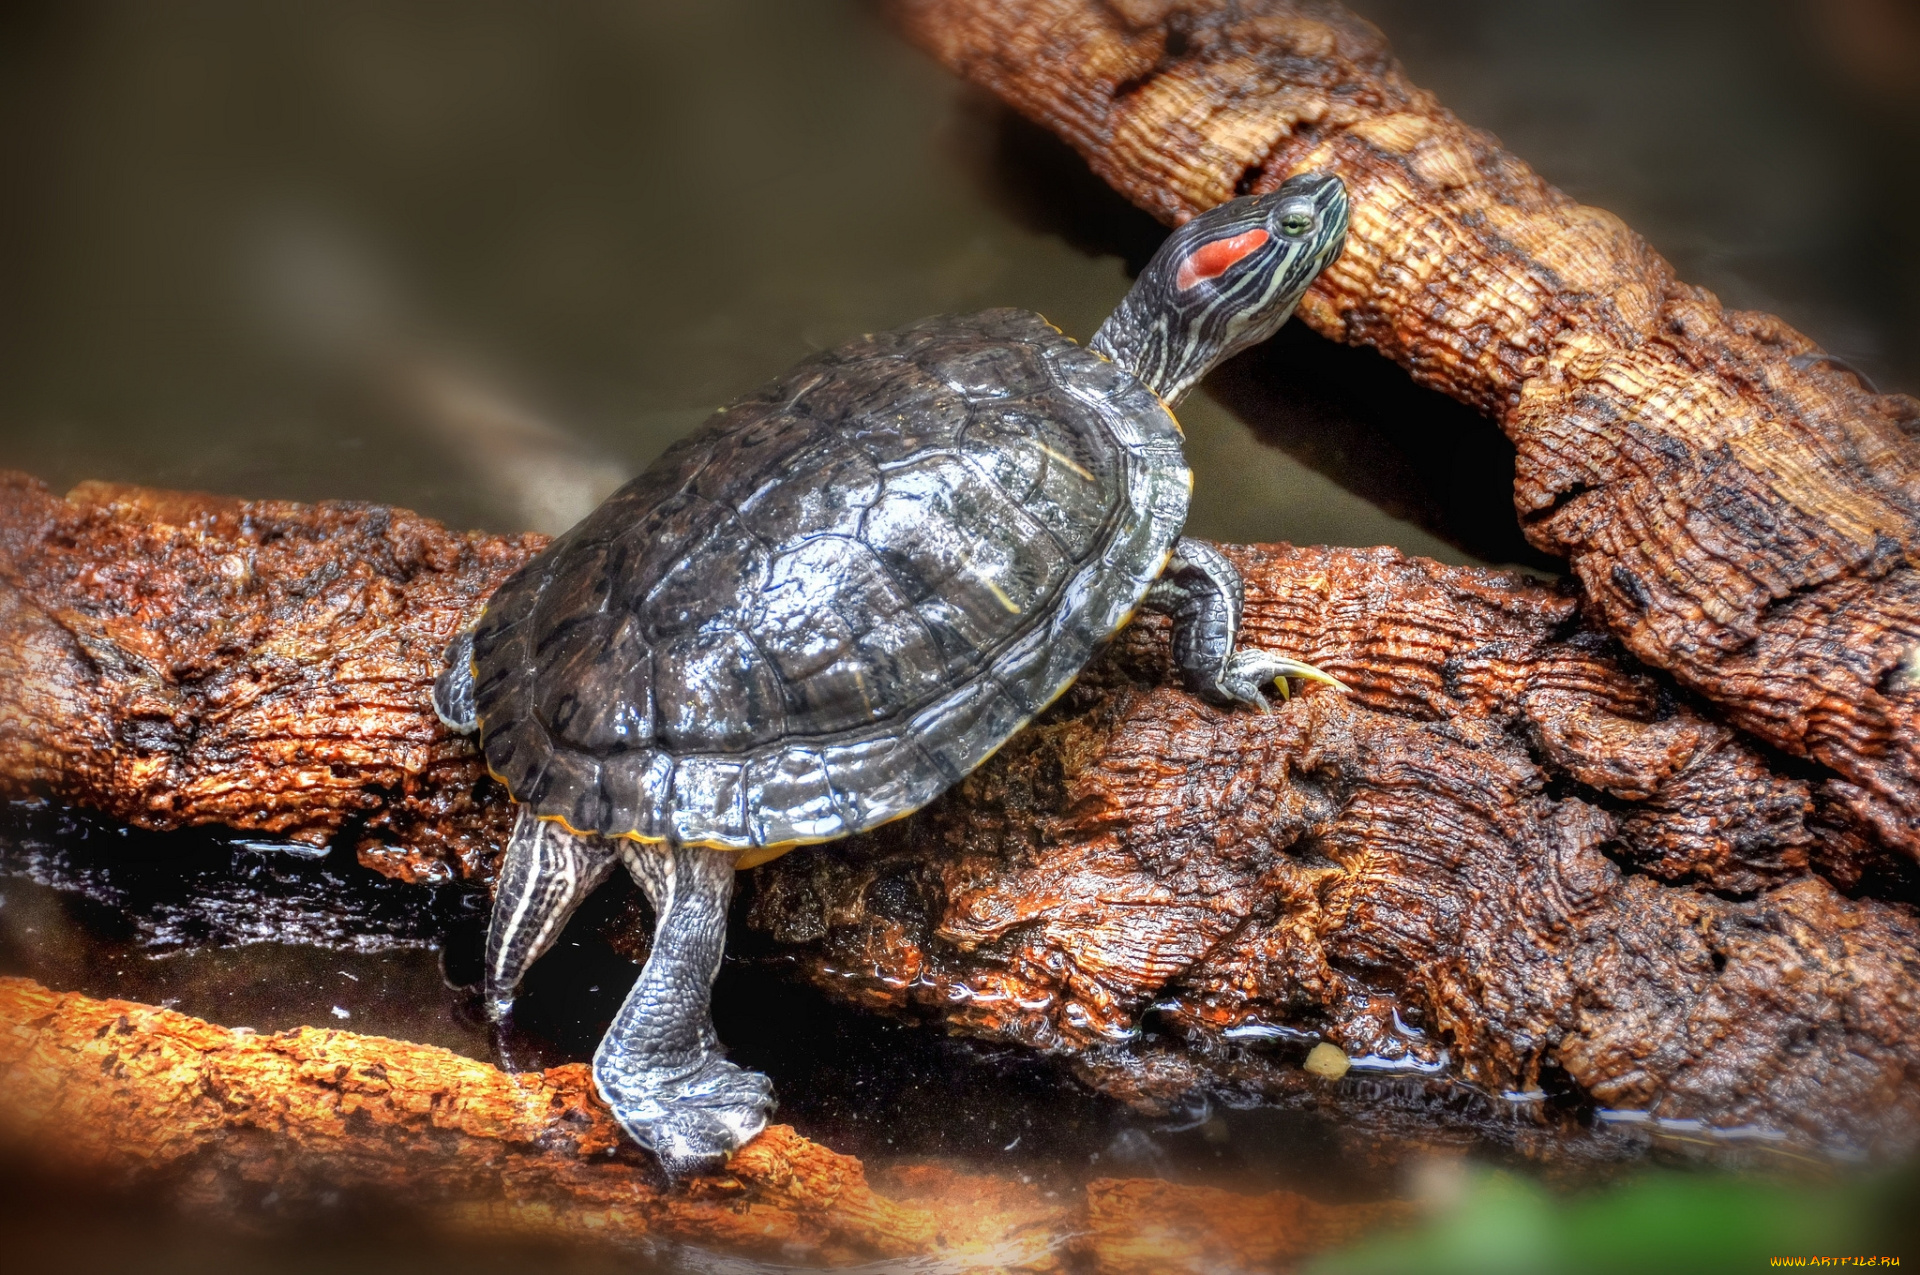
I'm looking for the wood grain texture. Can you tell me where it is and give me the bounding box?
[894,0,1920,860]
[4,477,1917,1156]
[0,977,1404,1269]
[0,472,536,883]
[750,543,1920,1158]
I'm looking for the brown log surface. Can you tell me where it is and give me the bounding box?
[0,472,536,882]
[0,976,1405,1270]
[4,477,1919,1157]
[751,542,1920,1157]
[894,0,1920,861]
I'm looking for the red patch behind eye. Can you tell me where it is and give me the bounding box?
[1175,228,1271,291]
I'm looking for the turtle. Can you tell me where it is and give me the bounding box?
[433,171,1352,1177]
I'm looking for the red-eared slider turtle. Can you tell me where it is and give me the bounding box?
[434,173,1351,1176]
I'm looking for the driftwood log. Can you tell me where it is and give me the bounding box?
[893,0,1920,863]
[0,475,524,880]
[0,977,1406,1270]
[750,542,1920,1158]
[3,474,1917,1161]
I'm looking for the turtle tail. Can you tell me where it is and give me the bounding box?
[433,628,480,734]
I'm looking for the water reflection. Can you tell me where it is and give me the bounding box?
[0,801,1860,1192]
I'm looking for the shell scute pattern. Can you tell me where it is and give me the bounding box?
[857,455,1069,646]
[596,433,721,539]
[530,540,613,638]
[535,749,605,832]
[935,340,1051,402]
[750,547,949,738]
[836,364,972,464]
[745,748,838,845]
[954,399,1120,559]
[602,750,674,836]
[738,449,881,549]
[653,625,789,752]
[640,516,770,639]
[472,308,1190,849]
[533,611,652,749]
[686,404,827,509]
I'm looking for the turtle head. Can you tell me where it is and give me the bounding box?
[1091,172,1349,406]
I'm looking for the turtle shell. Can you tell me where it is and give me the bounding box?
[470,309,1189,853]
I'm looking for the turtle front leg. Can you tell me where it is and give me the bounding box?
[595,839,774,1179]
[485,807,618,1021]
[1144,537,1347,712]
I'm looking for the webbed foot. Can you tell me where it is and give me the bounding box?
[596,838,767,1179]
[1217,649,1349,713]
[593,1050,777,1179]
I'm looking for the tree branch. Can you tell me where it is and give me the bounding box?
[0,976,1404,1269]
[5,473,1917,1156]
[894,0,1920,861]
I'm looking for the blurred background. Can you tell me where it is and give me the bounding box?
[0,0,1916,1270]
[2,0,1913,562]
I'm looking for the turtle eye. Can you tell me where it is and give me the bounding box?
[1280,210,1314,237]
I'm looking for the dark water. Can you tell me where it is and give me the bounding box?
[1,0,1916,1267]
[0,802,1560,1198]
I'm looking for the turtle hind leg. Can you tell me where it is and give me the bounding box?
[433,628,479,733]
[485,807,617,1022]
[1144,537,1348,712]
[595,839,774,1179]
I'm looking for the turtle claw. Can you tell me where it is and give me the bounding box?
[1218,649,1348,713]
[594,1053,777,1180]
[484,985,516,1026]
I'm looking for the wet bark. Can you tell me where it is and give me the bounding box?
[748,542,1920,1158]
[5,474,1917,1158]
[893,0,1920,862]
[0,473,531,883]
[0,976,1405,1269]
